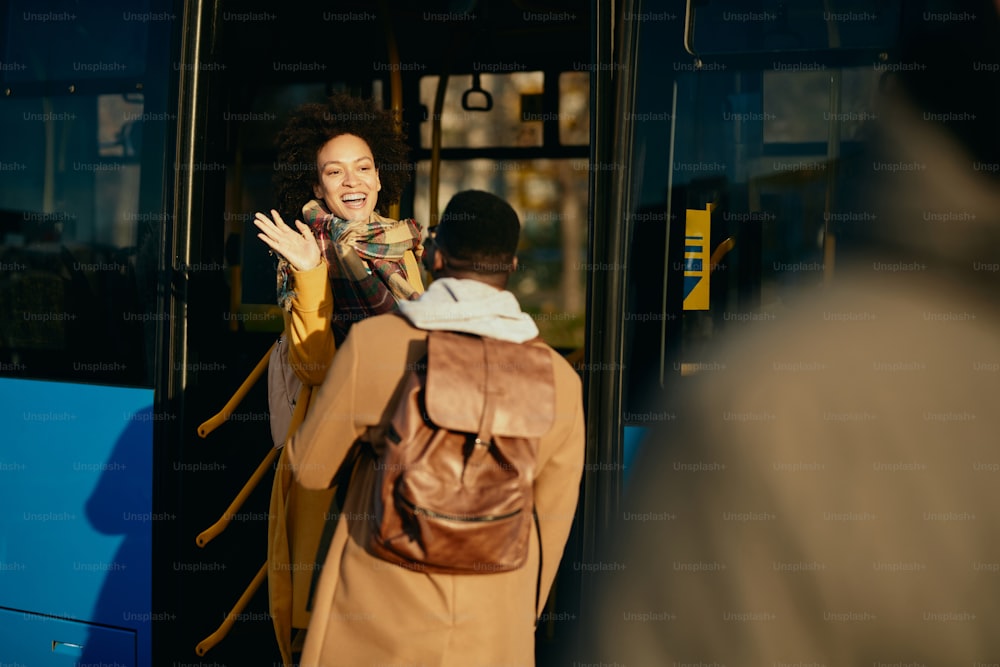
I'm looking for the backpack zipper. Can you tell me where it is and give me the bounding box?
[397,495,522,522]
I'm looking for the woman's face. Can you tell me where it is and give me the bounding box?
[312,133,382,222]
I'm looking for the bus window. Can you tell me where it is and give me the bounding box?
[685,0,902,55]
[558,71,590,145]
[763,67,881,145]
[414,158,587,350]
[419,72,545,148]
[0,3,170,386]
[416,69,589,350]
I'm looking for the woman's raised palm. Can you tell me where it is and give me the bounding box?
[253,209,322,272]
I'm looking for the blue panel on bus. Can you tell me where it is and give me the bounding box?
[622,426,647,490]
[0,607,135,667]
[0,378,153,667]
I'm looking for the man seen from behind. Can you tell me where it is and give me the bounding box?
[286,190,586,667]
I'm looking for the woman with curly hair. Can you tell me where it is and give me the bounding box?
[252,92,424,665]
[254,91,424,386]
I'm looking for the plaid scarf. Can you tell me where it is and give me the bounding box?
[276,199,423,344]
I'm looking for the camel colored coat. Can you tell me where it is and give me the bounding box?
[287,313,586,667]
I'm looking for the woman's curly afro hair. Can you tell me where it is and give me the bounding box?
[273,91,411,220]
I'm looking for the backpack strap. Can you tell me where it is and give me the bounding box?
[475,338,501,445]
[534,506,542,623]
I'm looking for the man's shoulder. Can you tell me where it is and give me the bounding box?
[351,319,581,388]
[352,312,420,334]
[346,314,425,351]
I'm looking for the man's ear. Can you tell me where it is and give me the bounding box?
[511,256,518,272]
[432,247,446,272]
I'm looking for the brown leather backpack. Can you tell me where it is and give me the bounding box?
[368,329,556,574]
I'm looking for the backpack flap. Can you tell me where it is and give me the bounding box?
[424,331,556,439]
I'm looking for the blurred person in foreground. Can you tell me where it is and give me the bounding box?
[586,3,1000,665]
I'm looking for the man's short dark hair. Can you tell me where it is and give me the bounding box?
[435,190,520,273]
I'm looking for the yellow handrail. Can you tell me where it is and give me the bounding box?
[196,446,279,547]
[195,562,268,656]
[429,71,449,230]
[711,237,735,271]
[197,342,274,438]
[196,379,310,547]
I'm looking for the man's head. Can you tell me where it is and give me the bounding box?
[428,190,521,288]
